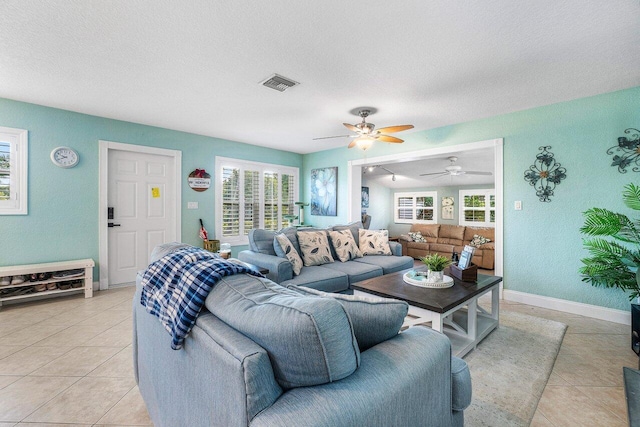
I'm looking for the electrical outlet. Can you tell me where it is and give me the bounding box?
[514,201,522,210]
[188,202,198,209]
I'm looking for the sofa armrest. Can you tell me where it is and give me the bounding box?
[388,241,402,257]
[398,234,412,242]
[133,282,282,427]
[251,326,458,427]
[238,250,293,283]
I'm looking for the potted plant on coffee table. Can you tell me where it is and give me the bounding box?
[579,182,640,301]
[420,253,452,283]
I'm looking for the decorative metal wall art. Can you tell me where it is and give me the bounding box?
[608,128,640,173]
[524,146,567,202]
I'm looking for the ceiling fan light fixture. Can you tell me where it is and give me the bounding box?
[356,138,373,151]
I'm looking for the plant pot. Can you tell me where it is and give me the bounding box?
[426,270,444,283]
[632,303,640,367]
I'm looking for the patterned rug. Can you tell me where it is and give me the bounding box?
[463,310,567,426]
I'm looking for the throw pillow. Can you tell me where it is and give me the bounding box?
[407,231,427,243]
[205,274,360,390]
[297,230,335,266]
[290,285,409,351]
[274,234,304,275]
[332,221,363,246]
[359,229,392,256]
[328,230,363,262]
[469,234,492,247]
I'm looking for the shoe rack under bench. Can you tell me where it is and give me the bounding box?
[0,258,95,308]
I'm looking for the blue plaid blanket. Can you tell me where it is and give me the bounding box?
[140,246,262,350]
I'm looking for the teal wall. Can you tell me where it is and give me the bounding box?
[0,98,302,275]
[303,86,640,311]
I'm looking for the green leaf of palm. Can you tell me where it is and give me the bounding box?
[623,183,640,211]
[580,208,622,236]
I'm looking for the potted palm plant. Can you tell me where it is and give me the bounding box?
[420,253,452,283]
[579,183,640,301]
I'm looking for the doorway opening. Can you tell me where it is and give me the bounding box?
[347,138,504,279]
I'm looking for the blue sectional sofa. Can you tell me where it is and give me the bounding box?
[238,222,414,293]
[133,244,473,426]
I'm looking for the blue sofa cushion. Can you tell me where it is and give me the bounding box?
[248,229,278,256]
[327,260,382,284]
[281,265,349,293]
[354,254,415,274]
[205,274,360,390]
[291,286,409,351]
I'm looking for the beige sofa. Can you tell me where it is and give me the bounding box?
[398,224,495,270]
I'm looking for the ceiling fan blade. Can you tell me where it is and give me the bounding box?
[420,171,448,176]
[464,171,493,175]
[375,125,414,134]
[347,139,358,149]
[312,134,352,140]
[343,123,360,132]
[377,135,404,143]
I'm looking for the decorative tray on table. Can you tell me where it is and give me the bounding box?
[403,270,454,289]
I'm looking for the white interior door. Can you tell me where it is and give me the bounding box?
[107,149,176,286]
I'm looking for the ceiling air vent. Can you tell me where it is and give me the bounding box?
[260,73,299,92]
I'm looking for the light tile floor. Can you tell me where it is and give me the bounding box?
[0,286,635,426]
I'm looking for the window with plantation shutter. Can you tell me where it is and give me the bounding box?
[0,127,28,215]
[459,189,495,227]
[281,173,295,228]
[222,167,240,237]
[394,191,437,224]
[216,157,299,245]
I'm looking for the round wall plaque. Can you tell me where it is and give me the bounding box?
[188,169,211,192]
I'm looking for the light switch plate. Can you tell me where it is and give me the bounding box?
[514,201,522,210]
[188,202,198,209]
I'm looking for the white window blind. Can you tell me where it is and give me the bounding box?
[394,191,437,224]
[216,157,299,245]
[0,127,28,215]
[459,189,495,227]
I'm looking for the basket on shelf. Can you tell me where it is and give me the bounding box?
[203,239,220,253]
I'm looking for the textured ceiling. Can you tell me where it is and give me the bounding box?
[0,1,638,154]
[363,147,495,188]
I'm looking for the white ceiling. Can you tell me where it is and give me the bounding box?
[0,1,638,154]
[363,148,495,188]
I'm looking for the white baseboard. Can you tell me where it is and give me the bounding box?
[503,290,631,325]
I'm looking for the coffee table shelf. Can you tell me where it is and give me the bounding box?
[352,267,502,357]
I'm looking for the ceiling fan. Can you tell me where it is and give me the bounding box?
[420,156,492,178]
[313,109,414,150]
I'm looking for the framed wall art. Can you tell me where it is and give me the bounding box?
[361,186,369,208]
[311,167,337,216]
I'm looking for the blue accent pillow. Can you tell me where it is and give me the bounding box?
[205,274,360,389]
[290,285,408,351]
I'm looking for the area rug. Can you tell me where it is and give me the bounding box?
[463,310,567,427]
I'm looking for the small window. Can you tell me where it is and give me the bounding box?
[0,127,28,215]
[459,189,495,227]
[394,191,437,224]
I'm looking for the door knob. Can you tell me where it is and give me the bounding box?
[108,223,121,228]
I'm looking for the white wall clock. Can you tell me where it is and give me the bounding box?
[50,146,79,168]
